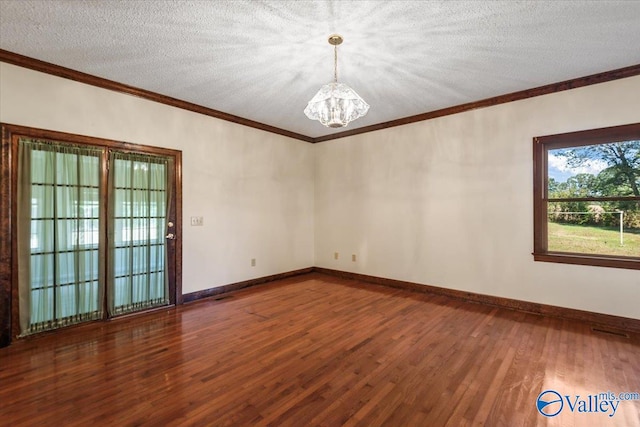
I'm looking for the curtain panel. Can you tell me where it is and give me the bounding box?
[107,151,171,316]
[17,139,105,335]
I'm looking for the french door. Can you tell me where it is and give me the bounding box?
[7,127,181,337]
[108,151,173,316]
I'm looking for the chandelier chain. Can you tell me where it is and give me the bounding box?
[334,44,338,83]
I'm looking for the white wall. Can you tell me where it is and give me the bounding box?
[315,75,640,320]
[0,62,315,294]
[2,61,638,320]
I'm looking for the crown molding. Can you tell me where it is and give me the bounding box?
[2,49,639,144]
[0,49,314,143]
[314,63,640,142]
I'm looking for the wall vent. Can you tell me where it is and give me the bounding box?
[591,326,629,339]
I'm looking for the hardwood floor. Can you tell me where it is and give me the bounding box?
[1,272,638,426]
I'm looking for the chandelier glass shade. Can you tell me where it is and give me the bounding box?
[304,35,369,128]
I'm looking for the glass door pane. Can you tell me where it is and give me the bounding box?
[108,152,170,315]
[19,139,104,335]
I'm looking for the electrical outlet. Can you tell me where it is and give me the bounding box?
[190,216,203,226]
[251,258,256,267]
[352,254,356,262]
[334,252,339,260]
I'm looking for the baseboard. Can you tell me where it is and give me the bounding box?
[182,267,314,303]
[312,267,640,334]
[177,266,640,334]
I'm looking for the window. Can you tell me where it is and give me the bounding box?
[533,123,640,269]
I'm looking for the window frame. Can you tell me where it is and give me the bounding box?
[533,123,640,270]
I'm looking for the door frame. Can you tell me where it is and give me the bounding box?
[0,123,183,346]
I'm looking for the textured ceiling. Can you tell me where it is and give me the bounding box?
[1,0,640,139]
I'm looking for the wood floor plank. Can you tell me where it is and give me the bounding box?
[0,272,638,426]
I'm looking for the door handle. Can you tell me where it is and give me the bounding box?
[165,233,176,240]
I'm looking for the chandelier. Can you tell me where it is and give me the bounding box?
[304,34,369,128]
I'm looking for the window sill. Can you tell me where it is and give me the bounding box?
[533,252,640,270]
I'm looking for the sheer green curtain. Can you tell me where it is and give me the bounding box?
[108,151,171,315]
[17,139,105,335]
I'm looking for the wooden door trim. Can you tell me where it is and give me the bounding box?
[0,123,183,345]
[0,125,13,347]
